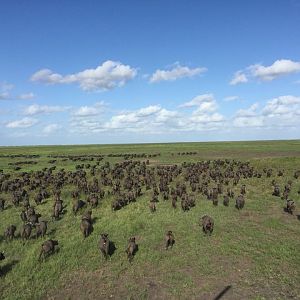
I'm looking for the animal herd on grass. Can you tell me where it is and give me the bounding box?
[0,156,299,266]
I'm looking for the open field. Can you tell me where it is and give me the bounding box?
[0,140,300,300]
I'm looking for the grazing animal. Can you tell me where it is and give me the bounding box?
[20,210,27,223]
[236,195,245,210]
[0,252,5,260]
[165,231,175,250]
[272,185,280,197]
[82,210,92,222]
[126,237,137,262]
[171,195,177,209]
[80,219,93,238]
[28,213,41,226]
[212,197,218,206]
[149,201,156,213]
[39,240,58,261]
[72,200,86,215]
[0,198,5,211]
[4,225,16,240]
[201,215,214,235]
[88,195,98,208]
[286,200,295,215]
[36,221,48,238]
[240,184,246,195]
[99,233,110,259]
[21,223,32,242]
[223,195,229,206]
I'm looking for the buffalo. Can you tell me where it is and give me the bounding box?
[39,240,59,261]
[165,231,175,250]
[201,215,214,235]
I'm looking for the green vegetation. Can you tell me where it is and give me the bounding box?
[0,140,300,299]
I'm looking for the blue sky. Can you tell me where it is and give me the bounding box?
[0,0,300,145]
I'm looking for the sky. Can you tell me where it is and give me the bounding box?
[0,0,300,146]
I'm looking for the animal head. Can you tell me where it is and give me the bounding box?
[129,237,135,243]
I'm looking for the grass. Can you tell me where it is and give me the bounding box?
[0,140,300,299]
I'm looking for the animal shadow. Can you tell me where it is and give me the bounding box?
[0,260,19,277]
[108,241,117,257]
[213,285,232,300]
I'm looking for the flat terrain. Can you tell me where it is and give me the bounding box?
[0,140,300,300]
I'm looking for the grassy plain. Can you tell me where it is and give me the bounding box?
[0,140,300,299]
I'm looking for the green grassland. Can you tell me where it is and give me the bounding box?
[0,140,300,300]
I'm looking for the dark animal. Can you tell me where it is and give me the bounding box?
[4,225,16,240]
[272,185,280,197]
[20,210,27,223]
[99,233,110,259]
[165,231,175,250]
[82,210,92,223]
[223,195,229,206]
[36,221,47,238]
[0,252,4,260]
[73,200,86,215]
[201,215,214,235]
[21,223,32,241]
[28,213,41,226]
[39,239,59,261]
[286,200,295,215]
[0,198,5,211]
[236,195,245,210]
[80,213,93,238]
[126,237,137,262]
[149,201,156,213]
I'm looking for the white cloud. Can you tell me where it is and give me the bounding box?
[73,101,106,117]
[223,96,240,102]
[135,105,161,117]
[250,59,300,81]
[43,124,62,134]
[0,82,35,101]
[262,95,300,116]
[233,103,263,128]
[179,94,215,108]
[6,117,38,128]
[230,59,300,85]
[230,71,248,85]
[31,60,137,91]
[23,104,68,115]
[190,112,224,124]
[150,63,207,83]
[0,92,11,100]
[236,103,259,117]
[18,92,35,100]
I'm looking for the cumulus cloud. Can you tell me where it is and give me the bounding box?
[232,96,300,128]
[0,92,11,100]
[250,59,300,81]
[262,95,300,116]
[230,59,300,84]
[230,71,248,85]
[18,92,35,100]
[233,103,263,127]
[223,96,240,102]
[179,94,215,108]
[150,63,207,83]
[6,117,38,128]
[0,82,35,101]
[31,60,137,91]
[43,124,62,134]
[73,101,106,117]
[23,104,68,116]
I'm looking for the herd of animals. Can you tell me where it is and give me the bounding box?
[0,154,299,267]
